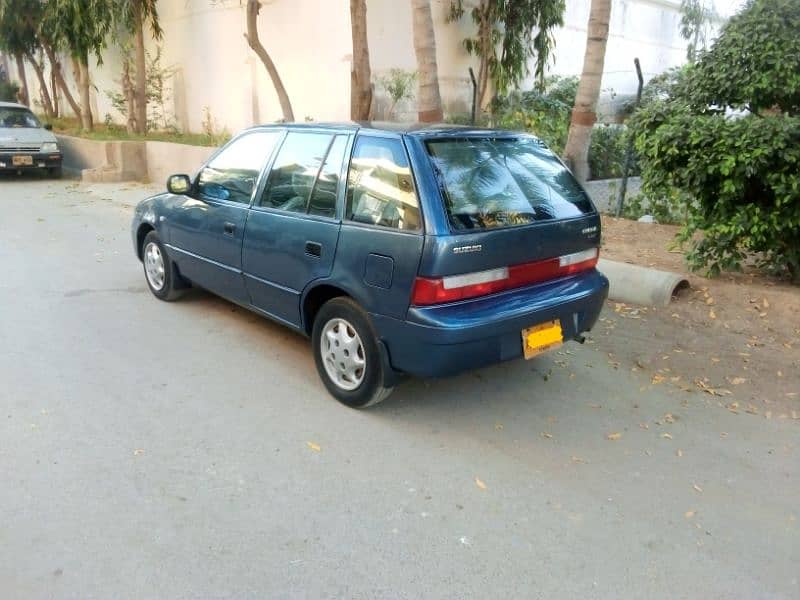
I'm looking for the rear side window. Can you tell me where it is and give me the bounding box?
[198,130,282,204]
[345,137,420,231]
[260,132,334,213]
[426,137,594,231]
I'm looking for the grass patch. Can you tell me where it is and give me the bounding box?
[45,116,230,147]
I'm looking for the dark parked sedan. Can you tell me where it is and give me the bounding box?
[132,123,608,407]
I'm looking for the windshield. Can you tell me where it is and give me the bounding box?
[0,107,41,129]
[426,137,594,231]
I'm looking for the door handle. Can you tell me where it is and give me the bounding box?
[305,241,322,258]
[223,222,236,235]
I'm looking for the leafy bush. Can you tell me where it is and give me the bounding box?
[588,124,639,180]
[628,0,800,280]
[492,75,578,153]
[0,79,18,102]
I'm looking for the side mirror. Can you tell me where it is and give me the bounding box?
[43,123,53,131]
[167,174,192,195]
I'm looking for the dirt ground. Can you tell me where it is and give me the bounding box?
[592,216,800,417]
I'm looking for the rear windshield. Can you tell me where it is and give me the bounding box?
[426,137,594,231]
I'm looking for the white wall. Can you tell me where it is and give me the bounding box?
[16,0,745,132]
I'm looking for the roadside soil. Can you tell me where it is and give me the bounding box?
[591,216,799,417]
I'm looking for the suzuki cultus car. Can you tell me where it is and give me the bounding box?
[0,101,62,176]
[132,123,608,407]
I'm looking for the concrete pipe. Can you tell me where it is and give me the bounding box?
[598,258,690,307]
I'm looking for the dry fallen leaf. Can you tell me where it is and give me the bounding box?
[685,510,696,519]
[133,449,145,456]
[661,433,673,440]
[693,484,703,493]
[306,441,321,452]
[475,477,487,490]
[541,432,553,439]
[571,456,586,464]
[607,432,622,441]
[730,377,747,385]
[494,423,504,431]
[652,374,665,384]
[676,449,683,457]
[709,309,717,320]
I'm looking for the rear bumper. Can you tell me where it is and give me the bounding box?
[0,153,62,170]
[371,269,609,378]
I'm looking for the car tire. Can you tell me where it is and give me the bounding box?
[312,297,394,408]
[48,167,62,179]
[141,231,185,301]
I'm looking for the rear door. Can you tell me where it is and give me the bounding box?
[329,134,425,320]
[242,131,351,327]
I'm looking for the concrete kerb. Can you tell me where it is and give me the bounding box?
[57,134,217,184]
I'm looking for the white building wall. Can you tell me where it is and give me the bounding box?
[15,0,744,132]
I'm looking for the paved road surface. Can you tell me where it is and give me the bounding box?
[1,179,797,599]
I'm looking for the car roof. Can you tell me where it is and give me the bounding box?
[249,121,526,138]
[0,101,31,110]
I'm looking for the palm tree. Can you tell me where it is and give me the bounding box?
[350,0,372,120]
[411,0,443,122]
[562,0,612,182]
[117,0,162,133]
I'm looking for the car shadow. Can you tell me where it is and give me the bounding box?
[169,285,611,423]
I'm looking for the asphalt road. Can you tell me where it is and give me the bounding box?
[1,178,797,600]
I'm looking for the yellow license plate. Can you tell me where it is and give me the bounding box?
[522,320,563,359]
[12,155,33,166]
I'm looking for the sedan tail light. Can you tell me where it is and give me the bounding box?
[411,248,599,306]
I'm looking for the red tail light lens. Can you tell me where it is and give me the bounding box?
[411,248,599,306]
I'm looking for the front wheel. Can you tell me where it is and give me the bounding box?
[312,297,394,408]
[142,231,185,301]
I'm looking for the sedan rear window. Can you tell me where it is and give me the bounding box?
[426,137,594,231]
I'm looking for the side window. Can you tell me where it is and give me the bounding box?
[259,132,333,213]
[308,135,348,218]
[197,130,282,204]
[345,137,420,231]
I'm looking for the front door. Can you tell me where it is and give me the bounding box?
[242,131,351,327]
[167,130,284,303]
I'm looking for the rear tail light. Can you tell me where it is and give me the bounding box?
[411,247,599,306]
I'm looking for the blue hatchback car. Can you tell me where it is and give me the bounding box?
[132,123,608,407]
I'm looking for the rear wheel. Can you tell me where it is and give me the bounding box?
[142,231,185,301]
[312,297,393,408]
[48,166,62,178]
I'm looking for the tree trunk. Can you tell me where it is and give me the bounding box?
[133,0,148,133]
[26,52,54,118]
[44,44,81,120]
[411,0,443,122]
[50,61,60,118]
[122,58,137,133]
[15,54,29,106]
[349,0,372,121]
[77,55,93,131]
[244,0,294,122]
[563,0,611,182]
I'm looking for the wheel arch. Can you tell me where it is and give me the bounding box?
[301,283,354,335]
[136,223,156,260]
